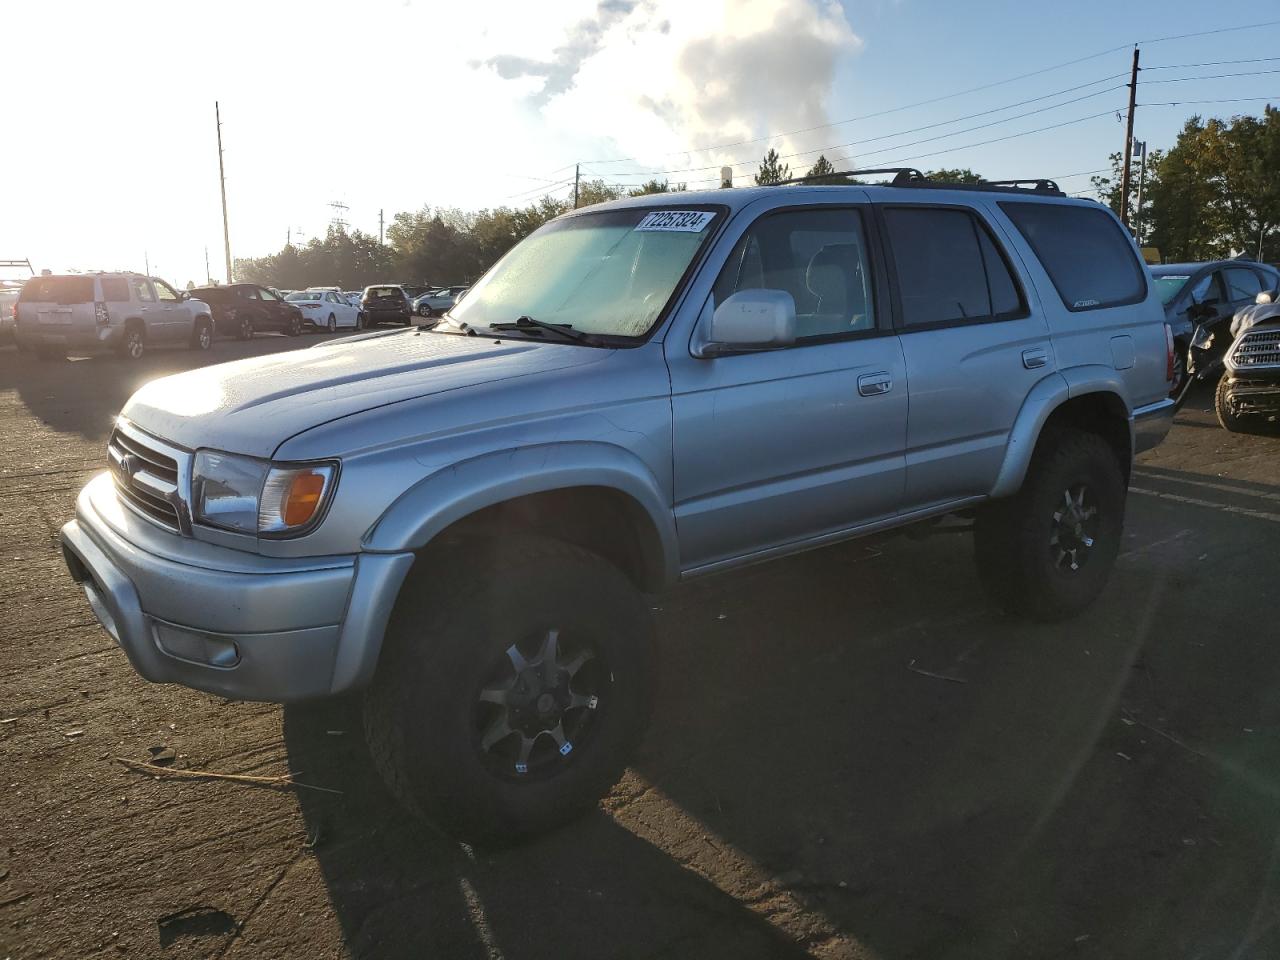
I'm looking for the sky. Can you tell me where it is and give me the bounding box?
[5,0,1280,287]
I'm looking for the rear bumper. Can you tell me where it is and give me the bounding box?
[60,473,415,702]
[15,322,122,352]
[1132,397,1176,455]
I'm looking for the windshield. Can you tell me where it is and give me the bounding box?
[1154,274,1190,305]
[286,292,322,301]
[448,206,721,338]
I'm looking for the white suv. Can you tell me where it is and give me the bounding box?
[14,272,215,360]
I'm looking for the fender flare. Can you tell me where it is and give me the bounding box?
[989,367,1132,499]
[363,441,679,587]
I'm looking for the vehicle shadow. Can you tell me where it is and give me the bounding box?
[0,336,325,443]
[285,515,1280,959]
[282,697,812,960]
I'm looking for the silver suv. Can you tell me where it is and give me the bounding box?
[14,272,214,360]
[58,174,1175,843]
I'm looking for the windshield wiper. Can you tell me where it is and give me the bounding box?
[488,315,598,344]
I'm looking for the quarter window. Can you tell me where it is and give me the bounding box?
[1000,201,1147,311]
[100,278,130,302]
[712,208,876,340]
[882,207,1025,328]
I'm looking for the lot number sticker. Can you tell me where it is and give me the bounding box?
[635,210,714,232]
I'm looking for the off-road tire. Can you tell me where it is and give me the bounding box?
[973,428,1125,621]
[1215,372,1267,434]
[364,536,655,846]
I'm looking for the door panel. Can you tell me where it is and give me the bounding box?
[879,203,1052,506]
[667,204,907,572]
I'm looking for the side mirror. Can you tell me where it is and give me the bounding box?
[695,290,796,357]
[1257,290,1276,305]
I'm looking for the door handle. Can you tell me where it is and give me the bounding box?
[858,371,893,397]
[1022,347,1049,369]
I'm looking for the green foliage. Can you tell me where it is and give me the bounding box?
[802,154,847,185]
[627,178,687,196]
[755,148,792,185]
[925,168,984,184]
[234,227,394,290]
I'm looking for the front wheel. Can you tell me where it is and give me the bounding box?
[287,315,301,336]
[237,317,254,341]
[190,320,213,351]
[364,537,656,845]
[356,312,365,330]
[417,304,432,318]
[974,428,1125,621]
[1215,373,1269,434]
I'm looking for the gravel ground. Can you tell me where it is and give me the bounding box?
[3,334,1280,959]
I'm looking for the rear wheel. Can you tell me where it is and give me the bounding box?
[190,319,213,351]
[364,537,655,845]
[327,314,336,333]
[974,428,1125,621]
[118,326,145,361]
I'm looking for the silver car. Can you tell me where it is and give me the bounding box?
[59,177,1175,844]
[14,272,214,360]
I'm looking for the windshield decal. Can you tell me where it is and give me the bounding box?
[635,210,714,233]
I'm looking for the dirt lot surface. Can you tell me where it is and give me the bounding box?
[3,333,1280,960]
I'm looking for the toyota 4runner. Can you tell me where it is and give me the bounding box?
[58,172,1175,843]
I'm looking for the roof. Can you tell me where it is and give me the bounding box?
[575,182,1098,219]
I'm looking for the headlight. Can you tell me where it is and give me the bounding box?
[192,450,338,537]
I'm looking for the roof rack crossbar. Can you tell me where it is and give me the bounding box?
[768,170,1066,196]
[773,167,926,187]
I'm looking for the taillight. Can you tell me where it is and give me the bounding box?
[94,301,109,325]
[1164,323,1175,382]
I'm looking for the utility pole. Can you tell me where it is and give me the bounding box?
[1133,140,1148,245]
[204,246,211,284]
[216,102,232,284]
[379,209,384,244]
[1119,47,1140,228]
[573,163,580,209]
[144,250,150,277]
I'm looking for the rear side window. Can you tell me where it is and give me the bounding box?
[882,207,1025,328]
[1000,202,1147,311]
[100,278,129,302]
[1225,268,1262,302]
[19,276,95,304]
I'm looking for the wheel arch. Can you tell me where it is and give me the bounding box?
[364,443,678,593]
[990,368,1133,498]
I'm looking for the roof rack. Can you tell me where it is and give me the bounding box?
[772,169,1066,196]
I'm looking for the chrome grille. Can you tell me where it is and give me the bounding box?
[107,425,184,532]
[1233,328,1280,369]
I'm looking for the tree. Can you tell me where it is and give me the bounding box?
[755,148,791,185]
[802,154,847,185]
[628,178,687,196]
[925,168,984,184]
[574,178,626,208]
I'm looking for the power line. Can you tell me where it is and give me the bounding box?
[541,16,1280,180]
[593,78,1127,183]
[1145,55,1280,71]
[1144,67,1280,84]
[1140,95,1280,107]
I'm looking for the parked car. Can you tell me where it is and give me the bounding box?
[360,285,412,325]
[189,283,304,339]
[412,285,469,318]
[1216,288,1280,432]
[343,290,363,308]
[286,289,362,332]
[0,279,25,342]
[14,272,214,360]
[1151,259,1280,397]
[59,177,1174,846]
[401,283,431,303]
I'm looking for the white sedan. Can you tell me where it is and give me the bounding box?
[285,290,361,332]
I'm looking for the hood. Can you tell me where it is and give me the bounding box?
[122,330,610,458]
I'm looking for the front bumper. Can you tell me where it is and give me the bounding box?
[60,473,414,702]
[1222,376,1280,417]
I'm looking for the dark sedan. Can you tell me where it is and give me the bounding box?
[1151,259,1280,394]
[189,284,303,339]
[360,285,413,326]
